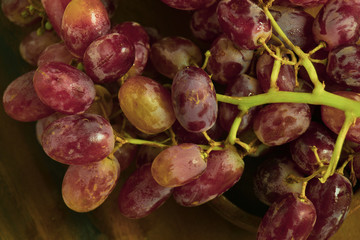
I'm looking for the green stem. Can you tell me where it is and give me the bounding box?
[216,91,360,118]
[226,111,246,145]
[263,6,324,92]
[320,112,355,182]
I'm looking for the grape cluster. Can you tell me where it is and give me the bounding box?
[2,0,360,239]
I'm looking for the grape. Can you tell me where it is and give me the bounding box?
[270,5,315,52]
[173,145,244,206]
[206,34,254,85]
[172,66,218,133]
[217,0,272,50]
[118,163,173,219]
[160,0,217,10]
[41,113,115,165]
[33,62,96,115]
[2,71,55,122]
[321,91,360,143]
[150,36,202,79]
[257,193,316,240]
[111,21,150,77]
[118,76,176,134]
[100,0,117,17]
[353,154,360,179]
[219,74,262,134]
[61,0,110,58]
[254,103,311,146]
[289,0,328,7]
[190,3,221,42]
[253,154,304,206]
[326,44,360,90]
[151,143,206,187]
[41,0,71,36]
[256,52,296,92]
[312,0,360,50]
[290,121,335,175]
[83,33,135,83]
[1,0,41,26]
[19,30,60,66]
[306,173,353,240]
[37,42,74,66]
[62,157,120,212]
[113,142,138,173]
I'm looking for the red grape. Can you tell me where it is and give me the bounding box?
[160,0,217,10]
[217,0,272,50]
[2,0,41,26]
[173,145,244,206]
[172,66,218,133]
[253,103,311,146]
[83,33,135,83]
[206,34,254,85]
[41,0,71,36]
[150,36,202,79]
[151,143,207,187]
[62,157,120,212]
[2,71,55,122]
[33,62,96,114]
[42,113,115,165]
[118,163,173,219]
[61,0,110,58]
[257,193,316,240]
[37,42,74,66]
[118,76,176,134]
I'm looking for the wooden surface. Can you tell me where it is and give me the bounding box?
[1,1,360,239]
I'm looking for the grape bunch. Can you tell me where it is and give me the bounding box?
[2,0,360,239]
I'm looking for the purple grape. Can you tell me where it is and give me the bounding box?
[118,163,173,219]
[150,36,202,79]
[160,0,217,10]
[33,62,96,115]
[206,34,254,85]
[290,121,335,175]
[173,145,244,206]
[270,5,316,52]
[42,113,115,165]
[312,0,360,50]
[256,52,296,92]
[289,0,328,7]
[113,143,138,173]
[2,71,55,122]
[321,91,360,143]
[190,3,221,42]
[111,21,150,77]
[171,66,218,133]
[253,155,305,206]
[326,44,360,90]
[306,173,353,240]
[83,33,135,83]
[36,112,66,144]
[253,103,311,146]
[257,193,316,240]
[217,0,272,50]
[37,42,74,66]
[151,143,207,187]
[219,74,262,134]
[19,30,60,66]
